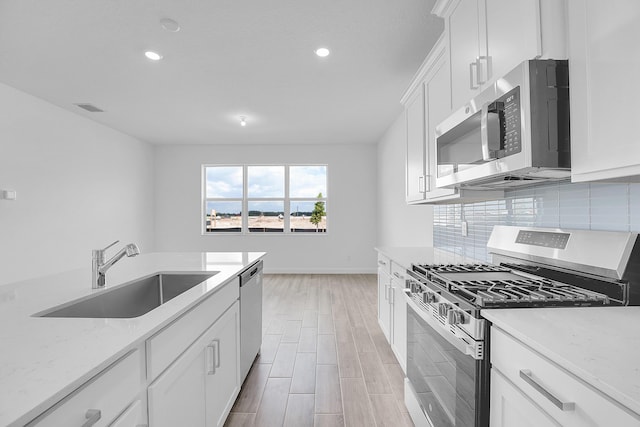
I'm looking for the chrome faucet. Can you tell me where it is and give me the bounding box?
[92,240,140,289]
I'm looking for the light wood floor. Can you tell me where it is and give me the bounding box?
[224,274,414,427]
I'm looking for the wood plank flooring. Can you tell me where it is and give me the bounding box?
[225,274,414,427]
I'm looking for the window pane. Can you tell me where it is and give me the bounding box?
[248,166,284,198]
[248,201,284,232]
[290,200,327,233]
[205,201,242,232]
[290,166,327,198]
[206,166,243,198]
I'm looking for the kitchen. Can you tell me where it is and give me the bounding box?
[1,0,640,426]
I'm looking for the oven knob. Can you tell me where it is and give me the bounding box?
[438,303,451,317]
[422,291,437,304]
[447,310,465,325]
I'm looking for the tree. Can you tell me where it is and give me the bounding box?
[310,193,326,232]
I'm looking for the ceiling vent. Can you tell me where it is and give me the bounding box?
[74,103,104,113]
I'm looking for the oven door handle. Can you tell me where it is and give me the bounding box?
[404,292,483,360]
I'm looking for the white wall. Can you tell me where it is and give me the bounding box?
[154,144,378,273]
[0,83,156,286]
[377,112,433,247]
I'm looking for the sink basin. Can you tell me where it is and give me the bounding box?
[37,272,218,318]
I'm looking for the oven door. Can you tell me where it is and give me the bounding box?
[405,294,489,427]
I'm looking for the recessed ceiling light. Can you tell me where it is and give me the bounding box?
[160,18,180,32]
[144,51,163,61]
[315,47,330,57]
[240,116,247,127]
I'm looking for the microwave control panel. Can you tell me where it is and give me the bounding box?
[499,87,521,156]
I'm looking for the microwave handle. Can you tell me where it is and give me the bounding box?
[481,102,503,161]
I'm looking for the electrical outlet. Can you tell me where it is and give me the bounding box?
[461,221,468,237]
[1,190,17,200]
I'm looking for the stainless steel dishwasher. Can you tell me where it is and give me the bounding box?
[239,260,263,382]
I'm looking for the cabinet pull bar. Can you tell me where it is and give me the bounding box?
[214,338,221,368]
[519,369,575,411]
[207,343,216,375]
[82,409,101,427]
[470,61,480,89]
[419,175,425,193]
[378,260,387,266]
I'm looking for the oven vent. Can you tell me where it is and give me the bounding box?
[74,103,104,113]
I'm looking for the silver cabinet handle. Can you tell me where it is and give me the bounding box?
[477,55,490,85]
[82,409,101,427]
[418,176,425,193]
[207,342,216,375]
[390,287,395,304]
[470,61,480,89]
[213,338,221,369]
[519,370,575,411]
[378,260,387,266]
[384,284,389,301]
[393,272,402,279]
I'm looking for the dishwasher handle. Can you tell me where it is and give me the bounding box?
[240,260,263,286]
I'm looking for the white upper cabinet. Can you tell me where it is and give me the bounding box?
[434,0,567,111]
[568,0,640,182]
[401,36,504,204]
[405,86,427,203]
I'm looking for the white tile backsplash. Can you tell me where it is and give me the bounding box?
[434,181,640,262]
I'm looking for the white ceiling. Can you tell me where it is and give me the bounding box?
[0,0,443,145]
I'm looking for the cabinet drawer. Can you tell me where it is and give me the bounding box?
[491,327,640,427]
[146,277,239,381]
[377,254,391,274]
[27,349,142,427]
[391,261,408,283]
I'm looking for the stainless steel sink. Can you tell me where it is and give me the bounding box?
[37,272,218,318]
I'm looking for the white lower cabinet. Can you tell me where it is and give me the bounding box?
[148,301,240,427]
[490,326,640,427]
[390,263,407,373]
[490,369,560,427]
[26,349,144,427]
[377,252,408,372]
[377,254,392,341]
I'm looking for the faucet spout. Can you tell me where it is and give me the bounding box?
[92,242,140,289]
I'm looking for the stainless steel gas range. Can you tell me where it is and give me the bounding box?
[404,225,640,427]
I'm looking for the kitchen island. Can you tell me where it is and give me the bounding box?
[0,251,265,426]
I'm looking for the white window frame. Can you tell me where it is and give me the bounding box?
[202,164,328,235]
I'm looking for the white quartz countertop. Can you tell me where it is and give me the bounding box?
[482,307,640,417]
[375,246,478,269]
[0,251,265,426]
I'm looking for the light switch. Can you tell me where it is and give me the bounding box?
[1,190,17,200]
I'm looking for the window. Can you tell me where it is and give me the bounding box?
[203,165,327,234]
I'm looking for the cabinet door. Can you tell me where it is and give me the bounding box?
[390,275,407,372]
[377,269,392,342]
[569,0,640,182]
[205,302,240,427]
[448,0,482,109]
[490,369,561,427]
[485,0,542,83]
[425,49,457,200]
[147,336,208,427]
[406,86,426,203]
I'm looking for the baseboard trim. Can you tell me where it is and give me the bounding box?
[263,267,377,275]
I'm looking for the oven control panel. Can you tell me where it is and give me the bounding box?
[516,230,570,249]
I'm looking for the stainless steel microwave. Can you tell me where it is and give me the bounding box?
[435,59,570,189]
